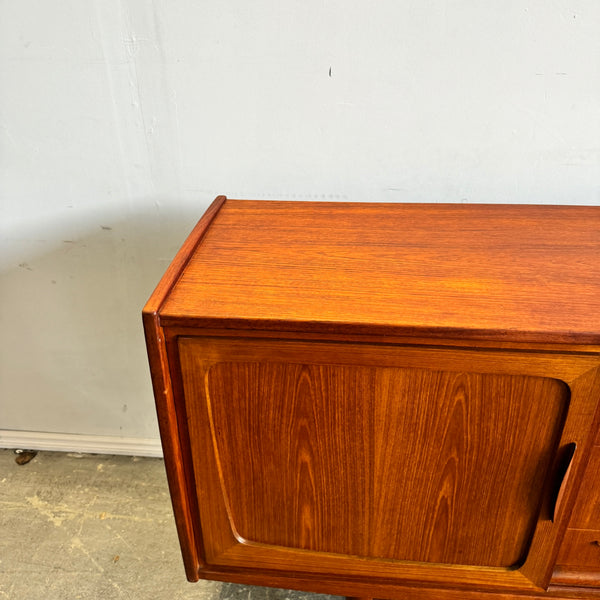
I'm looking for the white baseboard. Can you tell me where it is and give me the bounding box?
[0,430,163,458]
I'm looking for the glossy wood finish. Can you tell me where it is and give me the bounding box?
[557,530,600,570]
[206,361,565,567]
[553,445,600,587]
[143,198,600,599]
[196,565,600,600]
[565,447,600,530]
[142,195,226,581]
[175,335,600,592]
[160,200,600,345]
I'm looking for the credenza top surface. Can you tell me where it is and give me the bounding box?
[156,198,600,345]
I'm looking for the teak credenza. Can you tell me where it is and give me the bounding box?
[143,197,600,600]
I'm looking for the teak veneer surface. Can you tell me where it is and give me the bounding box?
[160,199,600,345]
[204,361,567,567]
[175,335,600,593]
[144,198,600,600]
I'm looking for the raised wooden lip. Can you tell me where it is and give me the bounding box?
[143,195,228,318]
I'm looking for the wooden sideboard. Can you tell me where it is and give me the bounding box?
[143,197,600,600]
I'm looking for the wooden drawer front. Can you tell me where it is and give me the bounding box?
[569,445,600,530]
[557,529,600,569]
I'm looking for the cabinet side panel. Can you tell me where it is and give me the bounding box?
[206,361,568,568]
[141,197,227,580]
[142,315,201,580]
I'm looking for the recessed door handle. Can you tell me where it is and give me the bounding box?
[551,442,577,523]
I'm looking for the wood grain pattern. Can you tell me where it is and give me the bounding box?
[196,564,600,600]
[207,362,567,568]
[161,200,600,345]
[144,199,600,597]
[142,311,202,581]
[175,336,600,591]
[552,446,600,588]
[566,446,600,530]
[556,530,600,569]
[142,195,227,580]
[552,564,600,590]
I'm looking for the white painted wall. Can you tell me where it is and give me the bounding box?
[1,1,599,449]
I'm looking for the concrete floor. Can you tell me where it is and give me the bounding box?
[0,448,340,600]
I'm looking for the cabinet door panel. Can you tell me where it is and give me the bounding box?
[177,336,600,590]
[207,362,566,568]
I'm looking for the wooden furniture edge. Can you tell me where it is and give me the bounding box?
[142,195,227,581]
[156,315,600,347]
[164,326,600,355]
[195,566,600,599]
[143,195,227,318]
[142,311,201,580]
[552,568,600,588]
